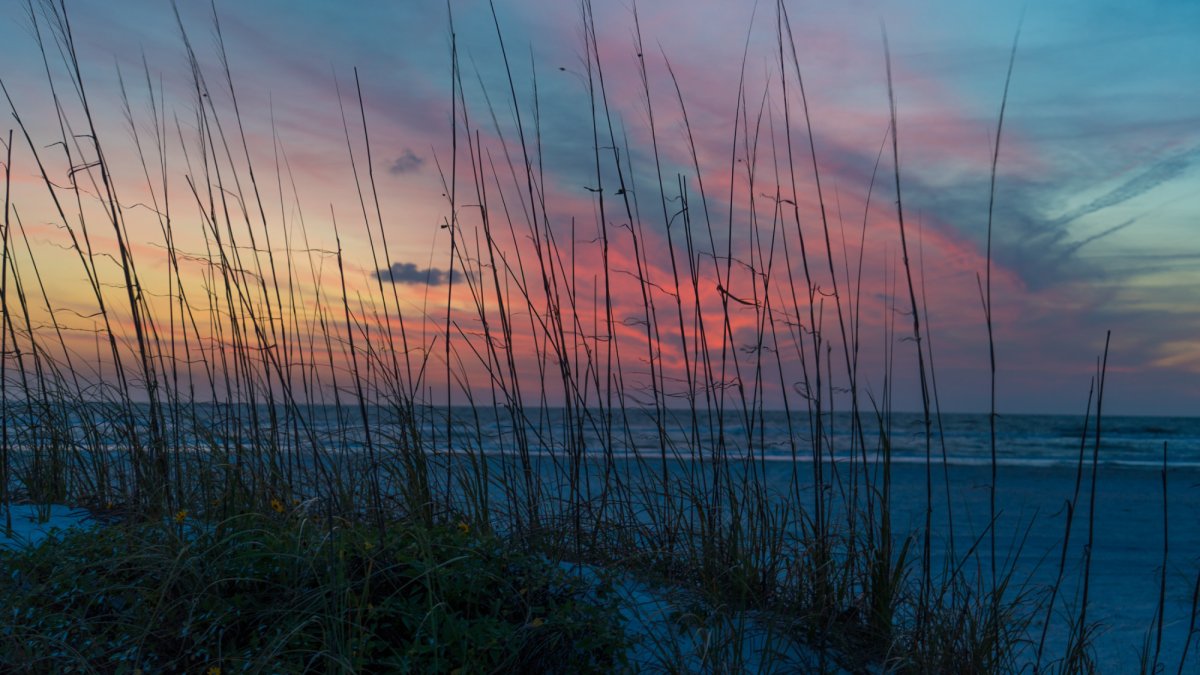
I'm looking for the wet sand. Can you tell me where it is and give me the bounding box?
[807,461,1200,671]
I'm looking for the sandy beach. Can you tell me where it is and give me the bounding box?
[871,461,1200,670]
[492,452,1200,671]
[4,452,1196,672]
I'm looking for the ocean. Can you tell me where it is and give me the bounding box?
[15,402,1198,469]
[426,407,1200,469]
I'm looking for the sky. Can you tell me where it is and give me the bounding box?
[1,0,1198,416]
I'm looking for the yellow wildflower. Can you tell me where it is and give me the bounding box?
[457,521,470,535]
[207,667,222,675]
[530,617,545,628]
[270,497,284,514]
[173,509,187,523]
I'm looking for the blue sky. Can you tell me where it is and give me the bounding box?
[1,0,1198,415]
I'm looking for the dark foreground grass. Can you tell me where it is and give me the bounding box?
[1,509,627,673]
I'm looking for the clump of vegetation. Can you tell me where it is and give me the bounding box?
[0,511,628,673]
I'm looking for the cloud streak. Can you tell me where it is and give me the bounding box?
[389,148,425,175]
[1054,150,1195,226]
[374,262,462,285]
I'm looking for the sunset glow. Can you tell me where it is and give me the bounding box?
[2,0,1198,415]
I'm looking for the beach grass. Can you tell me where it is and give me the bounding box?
[1,0,1197,672]
[1,511,627,672]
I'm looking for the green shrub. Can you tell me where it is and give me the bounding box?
[0,513,628,673]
